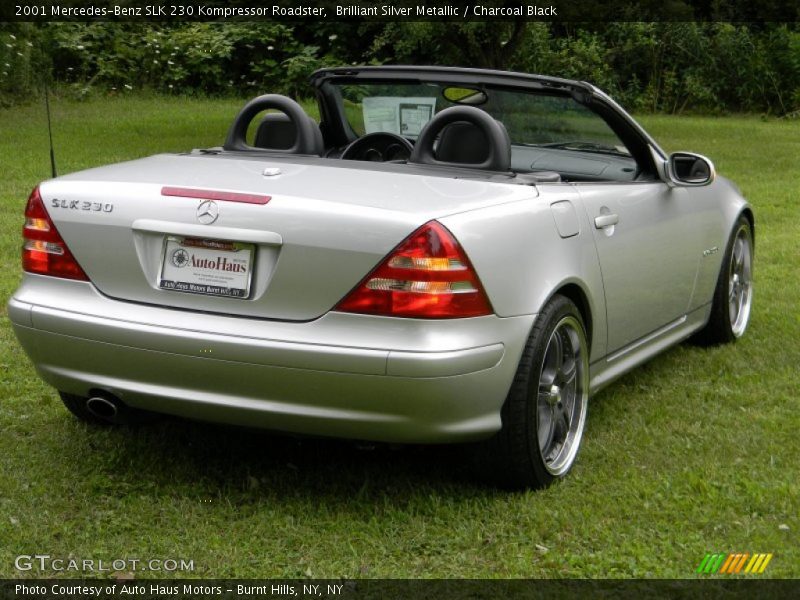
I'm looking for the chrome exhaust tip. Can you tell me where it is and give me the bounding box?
[85,395,120,422]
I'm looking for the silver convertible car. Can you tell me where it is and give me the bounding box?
[9,66,753,488]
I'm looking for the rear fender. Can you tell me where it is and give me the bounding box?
[440,187,607,361]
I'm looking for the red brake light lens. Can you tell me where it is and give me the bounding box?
[22,186,89,281]
[336,221,493,318]
[161,186,271,205]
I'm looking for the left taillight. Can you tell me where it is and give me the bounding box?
[22,186,89,281]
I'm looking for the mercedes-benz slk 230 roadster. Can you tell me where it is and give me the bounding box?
[8,67,753,488]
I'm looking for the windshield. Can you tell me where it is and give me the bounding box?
[331,81,628,155]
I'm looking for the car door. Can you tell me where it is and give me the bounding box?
[577,181,701,353]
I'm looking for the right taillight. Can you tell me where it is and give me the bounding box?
[336,220,493,319]
[22,186,89,281]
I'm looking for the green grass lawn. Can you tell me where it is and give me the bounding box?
[0,96,798,579]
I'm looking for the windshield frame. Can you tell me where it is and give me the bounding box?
[312,66,664,179]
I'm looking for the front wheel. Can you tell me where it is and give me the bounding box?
[474,295,589,489]
[693,215,753,345]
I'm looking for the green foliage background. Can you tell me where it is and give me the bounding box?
[1,21,799,114]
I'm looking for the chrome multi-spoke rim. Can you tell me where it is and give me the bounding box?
[535,316,588,476]
[728,226,753,337]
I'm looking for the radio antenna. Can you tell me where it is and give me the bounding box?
[44,80,57,178]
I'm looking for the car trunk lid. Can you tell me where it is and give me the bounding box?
[39,154,535,321]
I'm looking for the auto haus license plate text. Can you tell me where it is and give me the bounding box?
[159,237,253,299]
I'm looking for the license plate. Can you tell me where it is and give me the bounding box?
[159,237,254,299]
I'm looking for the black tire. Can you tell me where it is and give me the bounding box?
[692,215,753,346]
[59,391,156,426]
[473,295,590,489]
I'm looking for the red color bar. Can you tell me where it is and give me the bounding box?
[161,186,271,205]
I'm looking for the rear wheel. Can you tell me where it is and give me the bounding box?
[475,295,589,489]
[693,216,753,345]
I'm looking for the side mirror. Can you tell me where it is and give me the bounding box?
[667,152,715,186]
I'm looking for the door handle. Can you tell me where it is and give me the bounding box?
[594,213,619,229]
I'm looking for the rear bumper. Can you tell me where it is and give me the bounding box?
[8,275,535,443]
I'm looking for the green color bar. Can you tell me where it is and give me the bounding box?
[711,554,727,573]
[697,554,712,574]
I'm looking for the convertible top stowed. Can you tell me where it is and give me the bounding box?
[8,65,753,489]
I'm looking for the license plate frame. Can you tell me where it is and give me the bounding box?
[158,236,255,299]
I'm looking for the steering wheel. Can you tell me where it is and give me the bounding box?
[223,94,322,155]
[340,132,414,162]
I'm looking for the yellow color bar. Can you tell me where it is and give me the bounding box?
[744,554,760,573]
[758,554,773,574]
[753,554,766,572]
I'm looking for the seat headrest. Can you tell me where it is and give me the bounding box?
[224,94,323,155]
[254,113,297,150]
[436,122,490,164]
[409,105,511,171]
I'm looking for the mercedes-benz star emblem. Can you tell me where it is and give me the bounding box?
[196,200,219,225]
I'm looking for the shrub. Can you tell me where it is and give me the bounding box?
[1,22,798,115]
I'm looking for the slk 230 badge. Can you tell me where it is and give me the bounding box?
[51,198,113,213]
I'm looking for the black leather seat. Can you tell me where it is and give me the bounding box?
[254,113,324,153]
[435,121,491,164]
[224,94,324,156]
[254,113,297,150]
[409,105,511,171]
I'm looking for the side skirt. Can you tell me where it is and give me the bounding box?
[588,303,712,395]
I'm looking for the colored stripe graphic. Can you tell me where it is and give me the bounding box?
[710,554,726,573]
[745,554,760,573]
[698,552,773,574]
[733,553,749,573]
[697,553,725,574]
[696,554,712,573]
[720,553,736,573]
[757,554,773,573]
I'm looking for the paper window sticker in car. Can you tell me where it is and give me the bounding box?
[399,103,434,136]
[362,97,436,136]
